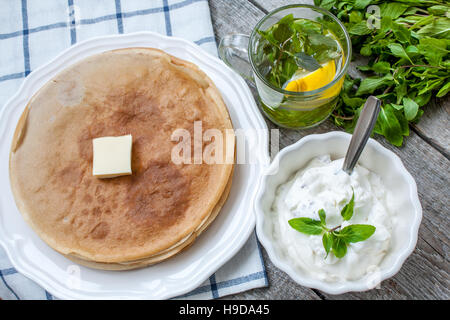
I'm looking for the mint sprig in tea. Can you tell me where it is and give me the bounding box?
[252,13,348,128]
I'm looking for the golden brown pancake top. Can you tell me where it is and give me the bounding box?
[9,48,234,263]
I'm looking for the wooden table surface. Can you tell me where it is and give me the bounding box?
[209,0,449,300]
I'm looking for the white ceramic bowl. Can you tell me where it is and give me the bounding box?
[255,131,422,294]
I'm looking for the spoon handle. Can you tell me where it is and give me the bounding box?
[342,96,381,174]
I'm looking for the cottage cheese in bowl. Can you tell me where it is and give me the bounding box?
[255,132,422,294]
[271,154,392,283]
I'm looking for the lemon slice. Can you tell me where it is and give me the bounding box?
[285,60,336,93]
[284,60,344,99]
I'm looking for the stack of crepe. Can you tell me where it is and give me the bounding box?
[9,48,235,270]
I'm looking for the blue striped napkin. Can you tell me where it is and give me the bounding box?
[0,0,268,300]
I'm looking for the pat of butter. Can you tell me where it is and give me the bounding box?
[92,134,132,178]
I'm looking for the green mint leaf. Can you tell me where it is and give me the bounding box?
[402,97,419,121]
[257,29,279,47]
[387,43,413,63]
[341,92,365,108]
[415,92,432,107]
[427,5,450,16]
[360,45,372,56]
[308,34,338,51]
[349,11,363,24]
[395,82,408,104]
[417,37,448,66]
[314,0,337,11]
[278,13,295,26]
[356,73,394,96]
[418,78,444,96]
[322,232,333,258]
[391,103,403,111]
[405,45,420,58]
[391,22,411,44]
[331,233,347,258]
[339,224,376,243]
[318,209,326,225]
[292,19,323,34]
[409,15,436,30]
[437,81,450,98]
[294,52,321,71]
[402,7,419,16]
[372,61,391,74]
[353,0,372,10]
[279,56,299,84]
[357,65,372,72]
[416,18,450,39]
[341,191,355,221]
[380,2,408,19]
[394,106,410,137]
[379,15,393,33]
[272,23,292,43]
[375,104,404,147]
[348,21,372,35]
[314,49,341,64]
[288,218,323,235]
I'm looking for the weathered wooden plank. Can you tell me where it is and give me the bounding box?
[209,0,449,300]
[322,237,450,299]
[412,96,450,159]
[377,134,449,260]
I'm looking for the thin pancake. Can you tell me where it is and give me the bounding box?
[64,167,233,270]
[10,48,234,264]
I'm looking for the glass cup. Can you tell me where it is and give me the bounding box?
[218,4,352,129]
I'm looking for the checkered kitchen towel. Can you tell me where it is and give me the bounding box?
[0,0,268,300]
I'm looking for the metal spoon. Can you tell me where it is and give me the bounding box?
[342,96,381,174]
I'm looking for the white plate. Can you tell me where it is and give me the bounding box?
[0,32,269,300]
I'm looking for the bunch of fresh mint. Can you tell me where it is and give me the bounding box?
[288,192,376,258]
[314,0,450,146]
